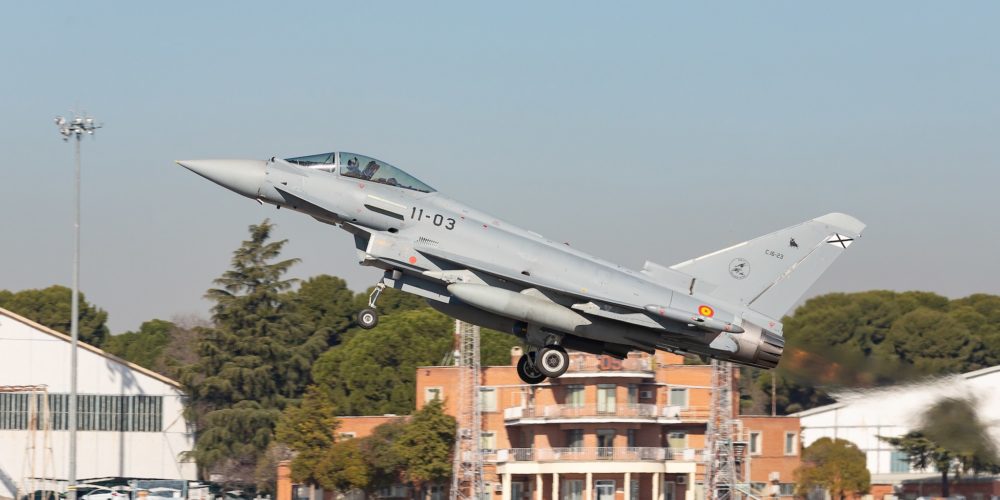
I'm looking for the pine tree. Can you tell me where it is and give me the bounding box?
[183,220,326,488]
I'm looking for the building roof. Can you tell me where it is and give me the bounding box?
[0,306,182,388]
[791,364,1000,418]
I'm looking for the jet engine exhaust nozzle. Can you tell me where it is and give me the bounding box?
[750,329,784,369]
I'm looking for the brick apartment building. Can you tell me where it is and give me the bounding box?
[279,349,801,500]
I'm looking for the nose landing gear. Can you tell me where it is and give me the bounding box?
[357,282,386,330]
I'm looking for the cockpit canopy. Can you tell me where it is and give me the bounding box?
[285,152,434,193]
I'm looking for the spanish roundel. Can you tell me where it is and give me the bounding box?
[698,305,715,317]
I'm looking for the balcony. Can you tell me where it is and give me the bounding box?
[559,355,655,378]
[503,404,709,424]
[660,405,710,422]
[490,447,705,463]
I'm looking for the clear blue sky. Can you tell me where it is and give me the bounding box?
[2,2,998,333]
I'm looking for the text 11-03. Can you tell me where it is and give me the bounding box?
[411,207,456,230]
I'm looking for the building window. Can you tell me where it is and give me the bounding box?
[778,483,795,496]
[668,431,687,450]
[0,393,162,432]
[597,385,617,414]
[891,450,910,473]
[425,387,443,403]
[479,388,497,412]
[521,429,534,449]
[627,429,637,447]
[595,480,615,500]
[749,431,762,455]
[512,482,526,500]
[565,385,585,407]
[480,431,496,452]
[663,481,675,500]
[561,480,583,500]
[669,388,688,408]
[339,432,356,439]
[565,429,583,449]
[627,384,638,405]
[784,432,798,455]
[597,429,615,453]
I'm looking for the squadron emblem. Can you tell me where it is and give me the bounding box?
[729,258,750,280]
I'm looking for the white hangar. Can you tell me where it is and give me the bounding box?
[0,307,196,500]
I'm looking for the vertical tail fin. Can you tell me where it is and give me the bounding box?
[670,213,865,319]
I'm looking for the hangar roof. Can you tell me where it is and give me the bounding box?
[0,306,182,388]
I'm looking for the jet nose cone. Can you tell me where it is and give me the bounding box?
[176,159,267,199]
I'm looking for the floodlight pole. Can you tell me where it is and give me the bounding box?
[54,113,101,500]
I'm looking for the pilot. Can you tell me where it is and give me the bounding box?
[345,157,361,177]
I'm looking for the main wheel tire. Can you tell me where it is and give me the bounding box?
[517,353,547,385]
[535,344,569,378]
[357,308,379,329]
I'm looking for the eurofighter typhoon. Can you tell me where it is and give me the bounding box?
[177,152,864,384]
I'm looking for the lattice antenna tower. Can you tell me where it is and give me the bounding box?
[450,320,485,500]
[1,385,56,500]
[705,360,740,500]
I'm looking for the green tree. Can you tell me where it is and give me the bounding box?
[290,275,359,347]
[481,328,522,366]
[754,291,1000,414]
[317,439,370,493]
[190,401,282,490]
[393,399,456,494]
[795,437,870,500]
[311,309,455,415]
[0,285,109,346]
[880,396,1000,497]
[880,431,954,495]
[183,220,327,487]
[360,420,409,492]
[275,387,340,486]
[103,319,174,369]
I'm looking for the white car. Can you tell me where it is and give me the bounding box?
[79,486,130,500]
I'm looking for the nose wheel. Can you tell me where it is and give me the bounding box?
[357,308,379,329]
[516,352,547,385]
[357,282,386,330]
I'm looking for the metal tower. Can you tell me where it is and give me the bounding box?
[1,385,56,500]
[705,360,740,500]
[450,320,485,500]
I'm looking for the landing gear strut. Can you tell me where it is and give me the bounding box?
[517,352,547,385]
[357,282,385,330]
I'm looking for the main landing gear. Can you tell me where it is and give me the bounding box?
[357,282,385,330]
[516,344,569,385]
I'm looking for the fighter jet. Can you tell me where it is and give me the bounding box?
[176,152,864,384]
